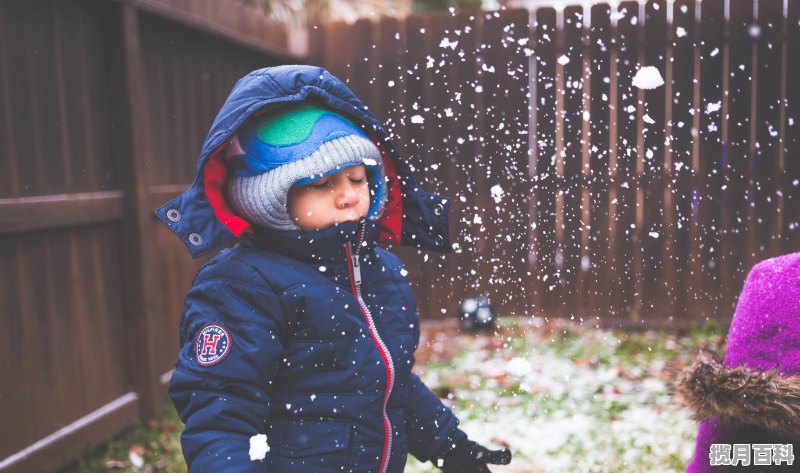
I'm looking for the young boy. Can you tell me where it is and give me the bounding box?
[156,65,512,472]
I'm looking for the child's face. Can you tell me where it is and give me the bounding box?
[287,164,370,231]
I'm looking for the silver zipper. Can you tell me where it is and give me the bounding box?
[348,227,395,473]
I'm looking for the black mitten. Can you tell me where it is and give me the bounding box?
[437,438,512,472]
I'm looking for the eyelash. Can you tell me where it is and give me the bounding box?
[309,177,365,188]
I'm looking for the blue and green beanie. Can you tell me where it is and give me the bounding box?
[225,103,386,231]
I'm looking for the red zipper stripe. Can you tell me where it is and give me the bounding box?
[345,242,394,473]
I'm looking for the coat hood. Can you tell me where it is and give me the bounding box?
[155,65,452,258]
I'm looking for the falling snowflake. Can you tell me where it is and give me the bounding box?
[632,66,664,89]
[249,434,270,461]
[705,101,722,114]
[490,184,505,203]
[439,37,459,50]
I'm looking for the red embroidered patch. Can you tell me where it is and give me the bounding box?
[195,323,232,366]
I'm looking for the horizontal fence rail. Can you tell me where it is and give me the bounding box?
[312,0,800,326]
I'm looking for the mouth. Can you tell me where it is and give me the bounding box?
[336,211,364,224]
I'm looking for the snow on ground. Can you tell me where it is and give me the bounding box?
[406,317,721,473]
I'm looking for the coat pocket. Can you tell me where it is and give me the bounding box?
[266,418,352,458]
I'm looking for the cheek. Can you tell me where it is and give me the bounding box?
[287,190,314,217]
[359,186,371,211]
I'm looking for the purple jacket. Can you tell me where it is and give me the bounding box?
[678,252,800,472]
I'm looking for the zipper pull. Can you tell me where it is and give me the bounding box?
[352,251,362,287]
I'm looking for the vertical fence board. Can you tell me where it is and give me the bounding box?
[0,240,27,455]
[668,0,696,320]
[694,0,724,319]
[24,1,62,195]
[559,6,585,317]
[447,12,484,312]
[419,12,455,316]
[52,2,75,191]
[505,8,532,316]
[466,13,494,310]
[11,2,46,196]
[375,17,405,135]
[587,4,612,319]
[366,18,383,117]
[479,9,530,316]
[752,0,784,260]
[533,8,558,315]
[75,2,111,192]
[308,22,325,67]
[113,3,161,419]
[396,14,433,317]
[640,0,668,320]
[721,1,754,310]
[726,0,755,305]
[321,21,352,87]
[142,16,168,184]
[348,19,375,103]
[0,0,20,197]
[785,0,800,247]
[611,1,641,320]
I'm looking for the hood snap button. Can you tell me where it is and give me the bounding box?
[189,233,203,246]
[433,203,444,216]
[434,234,444,246]
[167,209,182,222]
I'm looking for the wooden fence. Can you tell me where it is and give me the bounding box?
[2,0,800,471]
[311,0,800,328]
[0,0,294,471]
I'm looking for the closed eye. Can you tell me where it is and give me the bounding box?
[308,180,330,188]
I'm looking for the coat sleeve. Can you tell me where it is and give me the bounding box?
[404,373,467,463]
[169,270,286,473]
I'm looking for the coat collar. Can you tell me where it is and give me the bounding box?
[249,220,380,265]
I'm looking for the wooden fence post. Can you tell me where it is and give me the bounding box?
[109,2,161,420]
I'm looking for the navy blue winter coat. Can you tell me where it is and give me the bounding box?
[155,66,465,472]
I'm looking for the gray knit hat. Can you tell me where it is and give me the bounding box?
[225,104,386,231]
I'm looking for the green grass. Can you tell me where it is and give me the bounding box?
[62,402,185,473]
[64,317,725,473]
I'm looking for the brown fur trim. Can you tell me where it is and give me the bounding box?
[675,350,800,438]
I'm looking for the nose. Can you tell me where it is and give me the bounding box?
[335,181,360,209]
